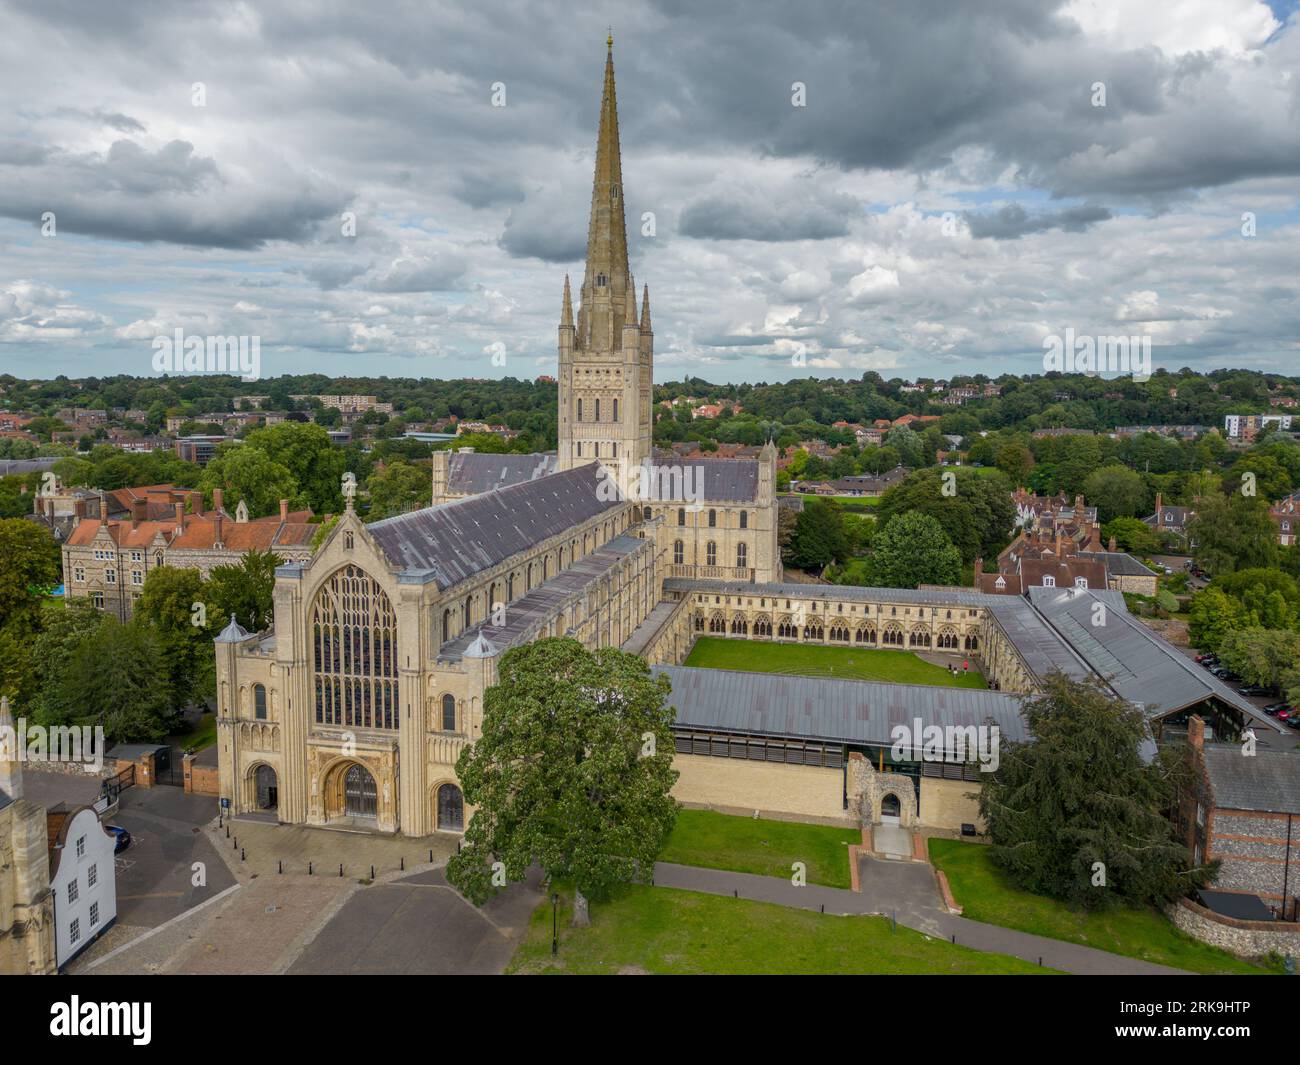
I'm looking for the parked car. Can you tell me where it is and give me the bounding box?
[1239,685,1271,696]
[1199,657,1219,668]
[104,825,131,854]
[1195,652,1215,663]
[1287,715,1300,731]
[1264,703,1291,716]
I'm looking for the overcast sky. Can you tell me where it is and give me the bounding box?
[1,0,1298,386]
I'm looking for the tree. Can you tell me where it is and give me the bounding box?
[445,639,679,923]
[135,566,219,712]
[866,511,962,588]
[366,460,432,519]
[198,446,297,518]
[242,421,347,513]
[28,599,110,718]
[1100,516,1161,554]
[0,518,61,636]
[207,550,281,633]
[1082,464,1149,523]
[1217,628,1300,693]
[785,499,848,571]
[980,673,1213,910]
[995,441,1034,485]
[1186,587,1246,653]
[1188,493,1278,575]
[875,468,1014,564]
[38,617,173,743]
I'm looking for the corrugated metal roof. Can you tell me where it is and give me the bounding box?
[447,452,557,494]
[368,463,622,588]
[1203,746,1300,814]
[1026,586,1284,732]
[654,665,1029,746]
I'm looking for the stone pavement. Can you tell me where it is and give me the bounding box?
[652,859,1187,975]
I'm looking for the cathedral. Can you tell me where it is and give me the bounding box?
[213,40,1278,840]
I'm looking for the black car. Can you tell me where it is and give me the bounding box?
[1287,716,1300,731]
[1199,657,1219,668]
[1238,685,1271,696]
[1264,703,1290,716]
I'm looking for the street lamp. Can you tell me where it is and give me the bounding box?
[551,892,560,955]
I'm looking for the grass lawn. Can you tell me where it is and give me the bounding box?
[684,636,987,689]
[508,885,1055,975]
[929,838,1281,975]
[175,711,217,752]
[660,809,859,888]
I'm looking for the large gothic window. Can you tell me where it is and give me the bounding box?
[311,565,399,730]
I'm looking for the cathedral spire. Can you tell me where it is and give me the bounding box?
[579,35,631,346]
[561,273,573,327]
[640,283,651,331]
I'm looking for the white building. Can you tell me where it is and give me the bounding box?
[47,805,117,969]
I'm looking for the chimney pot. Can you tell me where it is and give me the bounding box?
[174,500,185,528]
[213,488,224,513]
[191,490,204,516]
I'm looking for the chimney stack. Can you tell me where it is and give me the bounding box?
[213,510,223,547]
[213,488,224,514]
[974,557,983,580]
[1108,535,1117,551]
[280,499,289,523]
[131,498,147,528]
[191,490,204,516]
[1154,492,1163,528]
[174,500,185,528]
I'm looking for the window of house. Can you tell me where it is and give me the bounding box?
[132,571,143,586]
[677,508,685,526]
[1043,576,1056,587]
[1074,577,1088,588]
[70,918,80,945]
[91,592,104,608]
[76,836,85,859]
[74,566,85,582]
[105,569,116,584]
[68,880,78,904]
[87,863,97,888]
[673,540,684,565]
[90,901,99,928]
[706,542,717,566]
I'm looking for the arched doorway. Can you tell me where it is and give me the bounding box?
[880,792,901,825]
[254,764,278,811]
[344,763,377,819]
[437,783,464,832]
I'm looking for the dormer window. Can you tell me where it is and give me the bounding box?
[1075,577,1088,588]
[1043,576,1056,587]
[994,576,1006,588]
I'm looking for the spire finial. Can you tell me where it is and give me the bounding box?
[607,28,613,51]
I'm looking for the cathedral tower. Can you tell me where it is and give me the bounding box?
[557,36,653,493]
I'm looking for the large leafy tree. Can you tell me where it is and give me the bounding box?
[39,617,173,743]
[866,511,962,588]
[207,550,281,633]
[0,518,61,635]
[980,673,1213,911]
[785,499,848,571]
[875,468,1014,564]
[365,459,432,519]
[446,638,679,923]
[1187,587,1247,653]
[1188,492,1278,575]
[1216,628,1300,693]
[243,421,347,513]
[198,445,297,519]
[1082,464,1149,523]
[135,566,220,712]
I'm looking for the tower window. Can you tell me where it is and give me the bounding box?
[613,399,619,422]
[595,399,600,422]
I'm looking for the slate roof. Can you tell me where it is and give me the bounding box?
[653,666,1030,746]
[447,451,556,495]
[369,462,621,589]
[1078,551,1158,577]
[1026,586,1283,732]
[438,533,649,660]
[649,457,759,502]
[1202,746,1300,814]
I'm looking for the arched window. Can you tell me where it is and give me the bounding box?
[673,540,684,565]
[441,694,456,732]
[677,508,685,526]
[311,565,399,730]
[463,596,472,629]
[708,509,717,528]
[437,784,464,832]
[706,542,717,566]
[507,575,514,600]
[736,543,747,568]
[595,398,601,422]
[253,684,267,720]
[740,511,748,529]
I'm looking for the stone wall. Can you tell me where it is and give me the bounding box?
[1170,897,1300,959]
[920,776,984,833]
[183,754,220,797]
[671,753,851,825]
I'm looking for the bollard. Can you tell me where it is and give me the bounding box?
[820,904,824,914]
[370,865,375,880]
[1038,957,1043,966]
[339,863,344,877]
[240,848,245,861]
[733,889,738,899]
[429,849,433,862]
[400,856,404,871]
[278,860,282,874]
[308,861,313,876]
[226,825,230,838]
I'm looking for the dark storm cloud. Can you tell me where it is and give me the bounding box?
[679,190,857,242]
[452,172,528,209]
[966,203,1114,239]
[0,140,349,249]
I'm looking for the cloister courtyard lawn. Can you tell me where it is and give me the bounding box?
[508,884,1053,975]
[684,636,988,689]
[928,839,1281,975]
[660,810,859,889]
